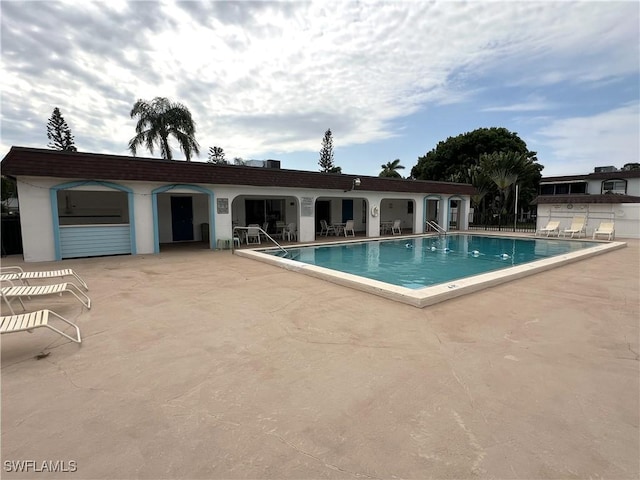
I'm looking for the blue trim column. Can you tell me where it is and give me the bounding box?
[50,189,62,260]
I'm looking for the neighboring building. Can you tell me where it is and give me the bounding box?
[532,167,640,238]
[1,147,474,262]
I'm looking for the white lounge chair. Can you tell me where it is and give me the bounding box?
[1,310,81,344]
[593,222,615,240]
[536,221,560,237]
[391,219,402,235]
[561,216,587,238]
[344,220,355,237]
[0,266,89,291]
[1,281,91,312]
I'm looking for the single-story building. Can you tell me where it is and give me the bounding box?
[532,167,640,238]
[1,147,475,262]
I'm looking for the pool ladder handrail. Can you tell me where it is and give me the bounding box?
[426,220,446,235]
[232,226,289,256]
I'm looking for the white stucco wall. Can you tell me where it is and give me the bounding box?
[536,203,640,239]
[16,178,57,262]
[14,175,471,261]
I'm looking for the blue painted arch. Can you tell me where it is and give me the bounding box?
[446,195,466,230]
[151,184,216,253]
[50,180,136,261]
[423,195,443,231]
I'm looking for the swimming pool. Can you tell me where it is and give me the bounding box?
[235,234,625,307]
[264,235,603,289]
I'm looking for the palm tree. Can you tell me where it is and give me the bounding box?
[129,97,200,161]
[379,159,405,178]
[489,168,519,229]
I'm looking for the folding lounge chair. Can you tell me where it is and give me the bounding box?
[592,222,615,240]
[537,221,560,237]
[1,281,91,312]
[0,266,89,291]
[1,310,81,343]
[561,216,587,238]
[391,219,402,235]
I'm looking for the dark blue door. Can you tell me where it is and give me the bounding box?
[342,199,353,223]
[171,196,194,241]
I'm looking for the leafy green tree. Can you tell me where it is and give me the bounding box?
[208,146,226,164]
[47,107,77,151]
[411,127,538,182]
[233,157,245,165]
[129,97,200,161]
[379,159,405,178]
[480,150,541,213]
[412,127,542,222]
[319,129,337,172]
[622,163,640,171]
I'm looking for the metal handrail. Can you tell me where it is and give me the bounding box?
[232,226,289,256]
[426,220,446,235]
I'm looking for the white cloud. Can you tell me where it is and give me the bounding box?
[0,1,638,164]
[482,96,555,112]
[535,103,640,175]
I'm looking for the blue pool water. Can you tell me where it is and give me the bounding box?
[267,234,601,289]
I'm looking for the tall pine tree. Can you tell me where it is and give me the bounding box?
[319,128,340,173]
[208,146,227,164]
[47,107,77,151]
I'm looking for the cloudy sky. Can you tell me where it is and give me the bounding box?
[1,1,638,177]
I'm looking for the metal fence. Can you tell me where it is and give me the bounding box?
[468,211,536,233]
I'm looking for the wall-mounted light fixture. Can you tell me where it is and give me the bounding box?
[345,178,361,192]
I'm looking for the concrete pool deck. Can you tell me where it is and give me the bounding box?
[1,237,639,479]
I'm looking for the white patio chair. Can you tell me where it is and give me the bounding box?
[260,222,270,240]
[391,219,402,235]
[246,224,261,245]
[0,266,89,291]
[344,220,355,237]
[320,220,336,236]
[1,309,81,344]
[275,221,286,239]
[283,223,297,241]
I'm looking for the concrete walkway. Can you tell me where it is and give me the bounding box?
[1,239,638,479]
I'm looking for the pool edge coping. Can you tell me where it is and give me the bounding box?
[234,235,627,308]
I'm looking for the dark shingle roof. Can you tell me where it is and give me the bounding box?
[531,194,640,205]
[1,147,475,195]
